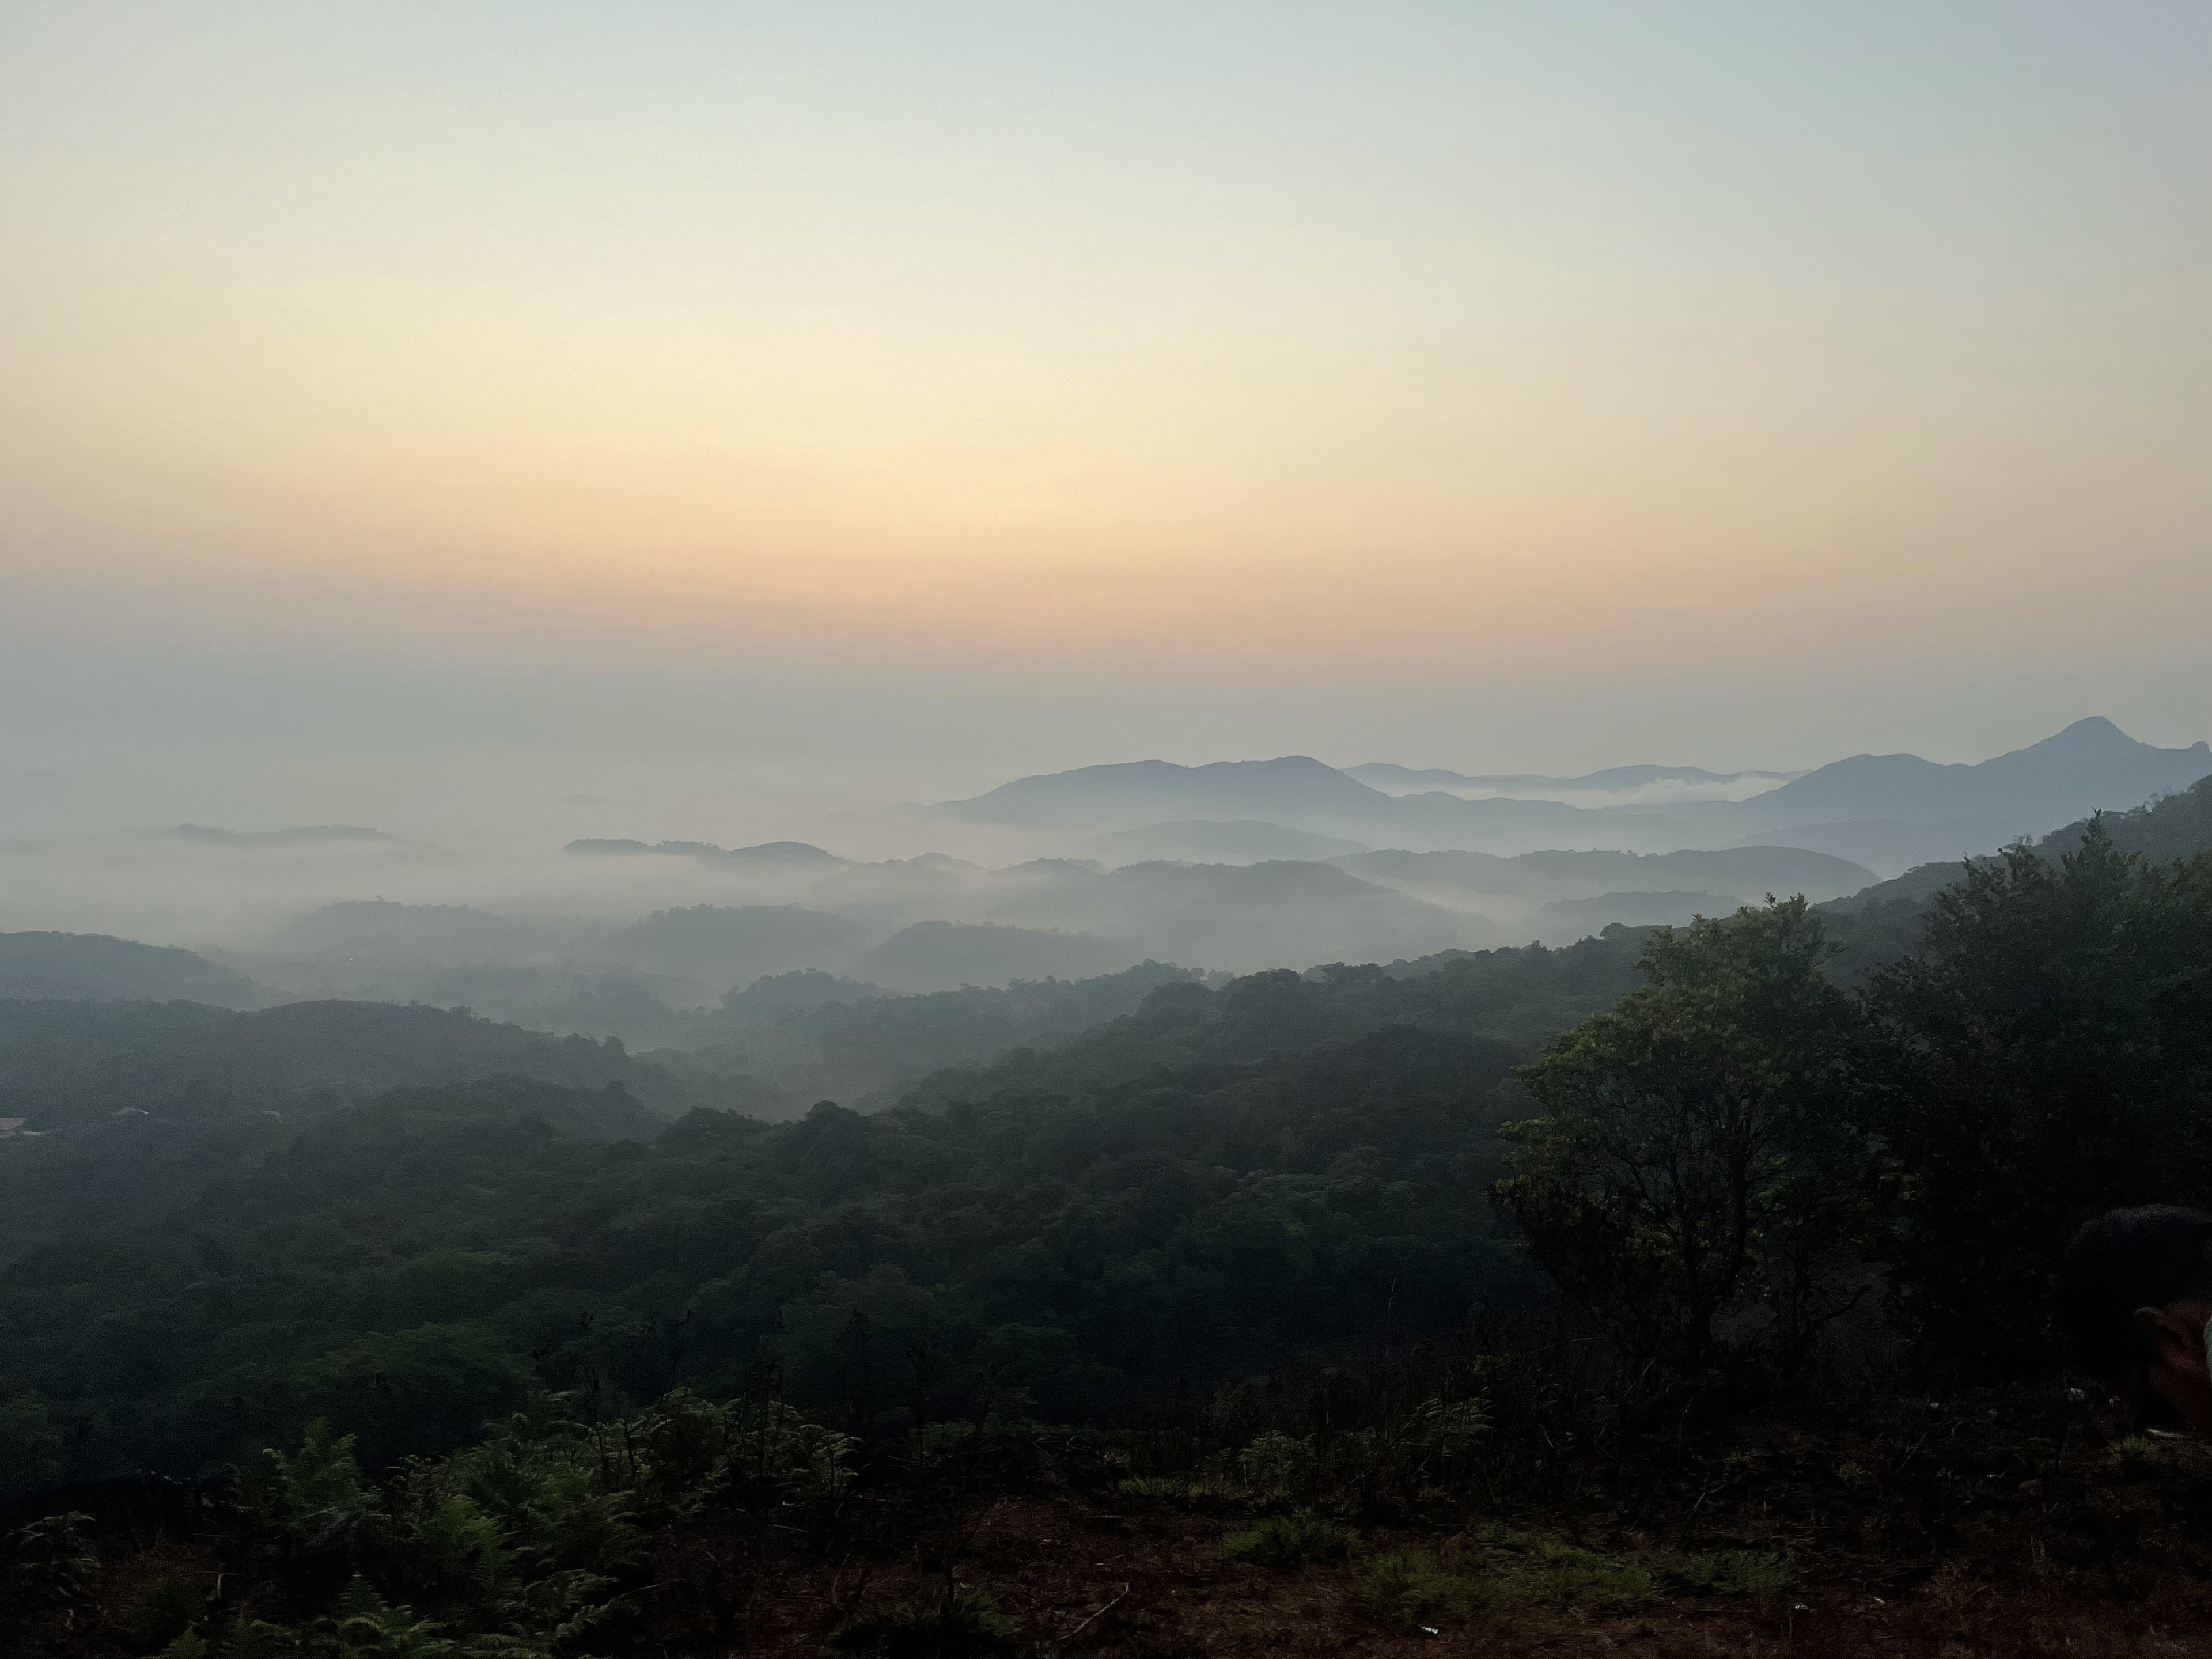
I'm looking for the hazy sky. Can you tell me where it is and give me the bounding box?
[4,2,2208,810]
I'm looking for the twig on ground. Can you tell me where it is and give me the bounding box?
[1063,1582,1130,1644]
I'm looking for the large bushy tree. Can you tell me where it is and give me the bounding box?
[1865,824,2212,1377]
[1495,899,1877,1377]
[1496,825,2212,1388]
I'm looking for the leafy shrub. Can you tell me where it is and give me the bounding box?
[1405,1394,1491,1461]
[1,1511,96,1620]
[246,1418,371,1540]
[127,1572,209,1653]
[831,1585,1020,1656]
[1234,1430,1317,1500]
[1474,1525,1654,1612]
[1218,1510,1354,1568]
[1354,1527,1655,1628]
[2107,1434,2162,1475]
[1354,1550,1490,1629]
[909,1419,976,1465]
[328,1577,456,1657]
[388,1474,509,1594]
[219,1623,302,1659]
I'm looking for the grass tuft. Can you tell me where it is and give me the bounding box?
[1219,1511,1354,1569]
[127,1573,209,1654]
[1353,1526,1658,1630]
[831,1586,1020,1657]
[1667,1548,1789,1597]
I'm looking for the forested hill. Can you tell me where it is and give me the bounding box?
[892,933,1649,1117]
[0,933,1647,1479]
[0,999,685,1271]
[0,931,266,1006]
[0,964,1255,1272]
[666,959,1210,1111]
[1831,770,2212,914]
[0,997,680,1126]
[1817,771,2212,977]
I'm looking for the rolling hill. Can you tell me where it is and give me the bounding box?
[927,757,1696,853]
[0,996,684,1128]
[933,756,1387,830]
[855,921,1134,992]
[0,930,267,1007]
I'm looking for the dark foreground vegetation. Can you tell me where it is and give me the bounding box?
[3,793,2210,1656]
[9,1339,2212,1657]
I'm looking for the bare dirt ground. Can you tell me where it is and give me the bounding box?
[725,1381,2212,1659]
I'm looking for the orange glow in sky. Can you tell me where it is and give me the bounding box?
[3,3,2208,765]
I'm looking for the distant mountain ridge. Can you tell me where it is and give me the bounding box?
[1732,718,2210,833]
[567,838,846,865]
[926,757,1697,854]
[927,719,2209,870]
[106,725,2196,1051]
[1347,762,1799,799]
[935,756,1385,829]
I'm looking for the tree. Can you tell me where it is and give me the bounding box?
[1865,824,2212,1378]
[1495,899,1876,1377]
[0,1391,65,1488]
[283,1324,528,1471]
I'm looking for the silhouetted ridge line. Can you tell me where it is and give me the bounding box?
[565,837,844,863]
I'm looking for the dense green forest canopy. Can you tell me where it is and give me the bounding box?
[0,1001,685,1272]
[4,797,2208,1525]
[0,1000,675,1128]
[0,935,1648,1481]
[0,966,1219,1267]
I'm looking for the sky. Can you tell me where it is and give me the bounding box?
[3,1,2209,823]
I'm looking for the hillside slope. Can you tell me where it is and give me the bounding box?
[0,931,266,1007]
[1817,771,2212,980]
[1829,771,2212,918]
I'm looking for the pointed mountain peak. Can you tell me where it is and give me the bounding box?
[2037,715,2130,747]
[1997,717,2206,763]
